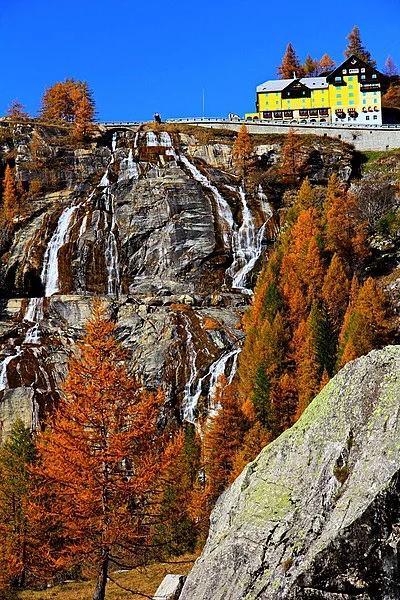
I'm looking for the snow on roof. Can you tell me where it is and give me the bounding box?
[256,76,328,93]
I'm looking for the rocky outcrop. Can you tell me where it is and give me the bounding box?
[180,345,400,600]
[0,122,355,438]
[153,574,186,600]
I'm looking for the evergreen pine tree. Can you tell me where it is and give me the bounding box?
[0,418,36,589]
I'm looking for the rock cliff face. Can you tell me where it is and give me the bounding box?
[0,122,354,439]
[180,345,400,600]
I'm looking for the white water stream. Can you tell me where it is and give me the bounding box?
[226,186,272,294]
[182,342,241,424]
[0,132,123,395]
[179,155,234,249]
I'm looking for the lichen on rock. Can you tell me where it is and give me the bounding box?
[180,346,400,600]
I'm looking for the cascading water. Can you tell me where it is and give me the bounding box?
[0,133,123,394]
[226,186,272,294]
[146,131,159,146]
[102,178,120,295]
[182,314,200,423]
[179,155,234,249]
[118,149,138,182]
[41,205,78,297]
[182,344,241,424]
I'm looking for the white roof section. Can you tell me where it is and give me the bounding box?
[257,79,294,92]
[257,76,328,93]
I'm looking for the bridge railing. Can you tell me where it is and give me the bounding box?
[99,118,400,130]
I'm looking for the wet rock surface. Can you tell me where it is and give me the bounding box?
[180,345,400,600]
[0,123,354,438]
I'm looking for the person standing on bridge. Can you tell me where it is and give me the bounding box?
[154,112,162,124]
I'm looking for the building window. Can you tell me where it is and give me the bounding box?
[373,115,378,119]
[363,100,367,104]
[349,93,354,97]
[348,85,354,89]
[348,76,353,81]
[337,101,342,106]
[362,92,366,96]
[372,74,377,79]
[373,91,377,95]
[349,100,355,105]
[366,116,370,120]
[335,77,341,82]
[374,99,378,104]
[361,75,366,80]
[335,86,341,90]
[336,94,342,98]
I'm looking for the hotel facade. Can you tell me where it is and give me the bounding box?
[246,55,384,126]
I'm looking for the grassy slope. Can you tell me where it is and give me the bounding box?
[18,554,198,600]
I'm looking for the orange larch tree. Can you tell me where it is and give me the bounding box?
[277,43,303,79]
[325,188,369,268]
[39,79,96,133]
[203,379,248,505]
[5,99,29,120]
[279,128,307,185]
[31,303,167,600]
[337,277,389,369]
[322,253,351,331]
[2,165,19,225]
[232,124,255,184]
[318,54,336,74]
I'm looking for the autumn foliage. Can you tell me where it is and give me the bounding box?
[39,78,96,138]
[232,124,255,183]
[1,165,26,226]
[237,173,390,445]
[31,303,168,600]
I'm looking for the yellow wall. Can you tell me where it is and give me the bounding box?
[258,92,282,111]
[250,75,382,120]
[328,75,381,112]
[258,88,329,113]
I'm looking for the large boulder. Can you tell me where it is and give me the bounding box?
[180,346,400,600]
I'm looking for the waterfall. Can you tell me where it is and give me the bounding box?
[146,131,159,146]
[182,347,240,424]
[182,314,200,424]
[179,155,234,249]
[103,184,120,295]
[111,131,117,152]
[226,186,272,294]
[23,297,45,345]
[118,149,138,182]
[0,350,22,391]
[41,205,78,297]
[182,325,241,425]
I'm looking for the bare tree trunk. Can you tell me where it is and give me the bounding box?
[93,550,109,600]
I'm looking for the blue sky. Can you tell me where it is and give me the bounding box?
[1,0,399,122]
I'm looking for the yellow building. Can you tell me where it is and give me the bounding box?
[246,55,384,125]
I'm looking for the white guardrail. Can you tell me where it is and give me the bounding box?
[99,118,400,130]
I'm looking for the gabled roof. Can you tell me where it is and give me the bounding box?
[257,76,328,93]
[257,79,295,92]
[326,54,383,82]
